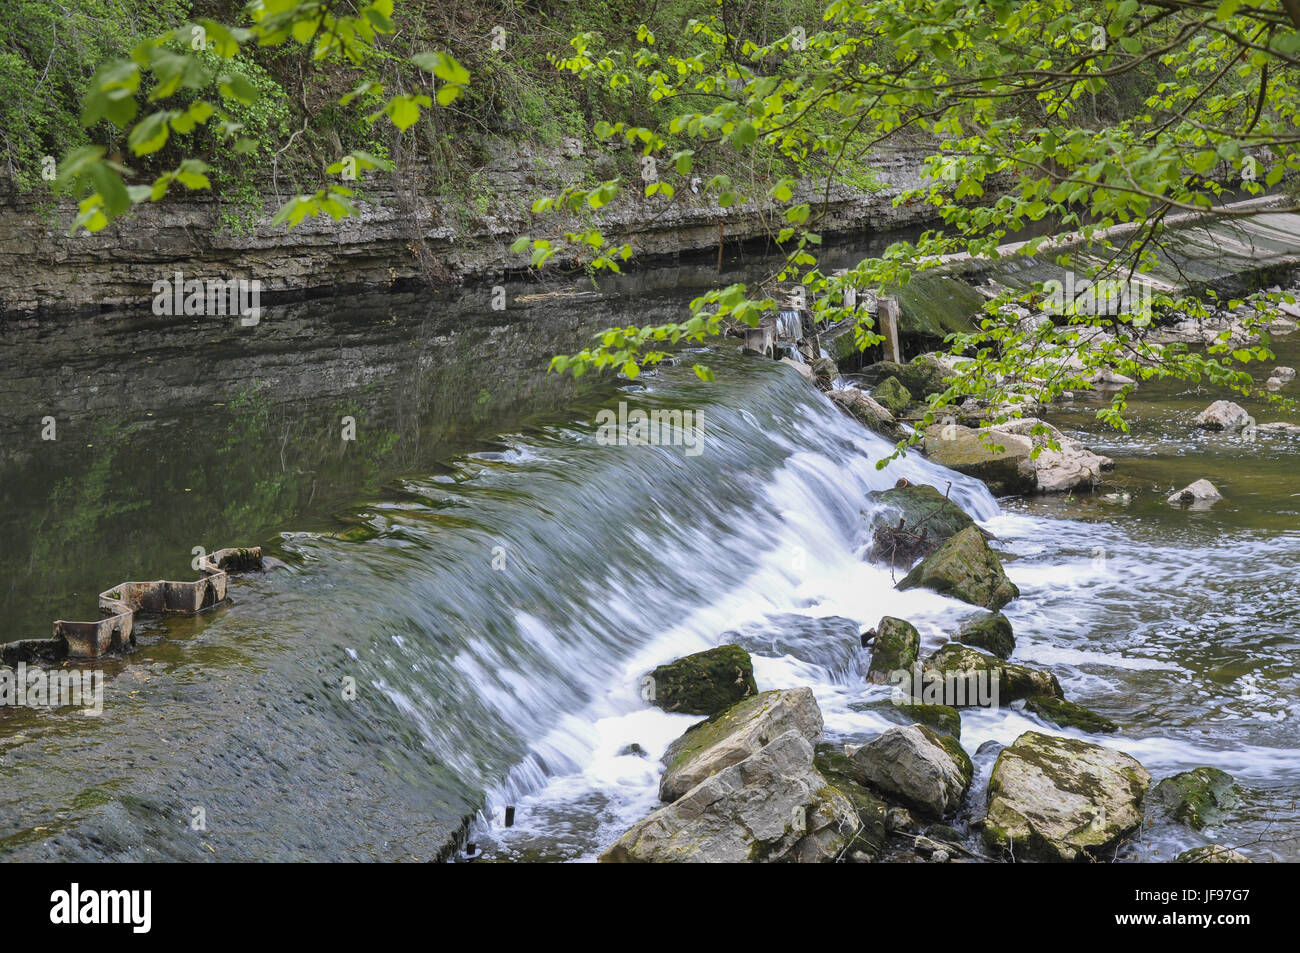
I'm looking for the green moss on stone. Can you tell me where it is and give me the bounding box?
[648,644,758,716]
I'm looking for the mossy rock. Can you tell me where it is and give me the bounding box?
[1025,695,1118,734]
[1149,767,1240,830]
[814,744,889,859]
[871,355,953,399]
[647,644,758,716]
[923,643,1062,706]
[958,612,1016,660]
[983,731,1151,862]
[872,375,912,415]
[896,703,962,739]
[897,525,1020,610]
[867,483,979,568]
[866,616,920,685]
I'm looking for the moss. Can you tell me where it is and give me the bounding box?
[866,616,921,684]
[922,725,974,786]
[814,744,888,859]
[896,703,962,739]
[897,526,1020,610]
[1025,695,1119,734]
[1150,767,1239,830]
[648,644,758,716]
[663,690,778,773]
[958,612,1016,660]
[871,355,953,399]
[924,643,1061,705]
[872,375,912,415]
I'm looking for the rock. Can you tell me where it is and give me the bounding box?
[814,744,889,860]
[885,806,917,833]
[1194,400,1252,432]
[922,643,1063,705]
[1167,478,1222,508]
[865,616,921,685]
[983,731,1151,862]
[600,729,858,863]
[897,525,1021,610]
[779,356,813,379]
[659,687,823,802]
[1175,845,1252,863]
[922,423,1037,495]
[872,375,912,415]
[866,482,979,567]
[722,614,863,684]
[617,743,648,758]
[1257,421,1300,434]
[851,724,973,818]
[1149,767,1239,830]
[871,355,953,399]
[828,387,907,442]
[987,418,1113,494]
[645,644,758,716]
[810,357,838,389]
[958,612,1015,660]
[1025,695,1119,733]
[894,703,962,739]
[1272,365,1296,383]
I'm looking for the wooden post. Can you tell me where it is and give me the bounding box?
[879,297,902,363]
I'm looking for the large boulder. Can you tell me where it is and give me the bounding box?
[922,643,1062,705]
[850,724,973,818]
[987,418,1114,493]
[659,687,822,802]
[828,387,907,442]
[922,423,1037,496]
[865,616,921,684]
[600,729,858,863]
[983,731,1151,862]
[897,525,1020,610]
[1194,400,1252,432]
[1148,767,1239,830]
[645,644,758,716]
[957,611,1015,660]
[1025,695,1119,734]
[866,482,979,567]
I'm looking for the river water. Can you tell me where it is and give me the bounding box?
[1,262,1297,862]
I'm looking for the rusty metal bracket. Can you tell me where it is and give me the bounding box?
[2,547,262,666]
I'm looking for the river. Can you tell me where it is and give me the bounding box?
[1,254,1297,862]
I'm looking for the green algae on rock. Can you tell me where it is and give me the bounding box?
[646,643,758,716]
[897,525,1020,610]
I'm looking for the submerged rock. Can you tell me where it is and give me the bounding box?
[897,525,1020,610]
[1175,845,1251,863]
[1025,695,1119,734]
[922,423,1037,496]
[1167,478,1222,508]
[957,612,1015,660]
[983,731,1151,862]
[601,729,857,863]
[645,644,758,716]
[922,643,1062,705]
[851,724,973,818]
[865,616,921,684]
[659,687,822,802]
[872,375,912,415]
[866,482,979,567]
[828,387,907,442]
[722,614,863,683]
[1149,767,1240,830]
[1194,400,1252,432]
